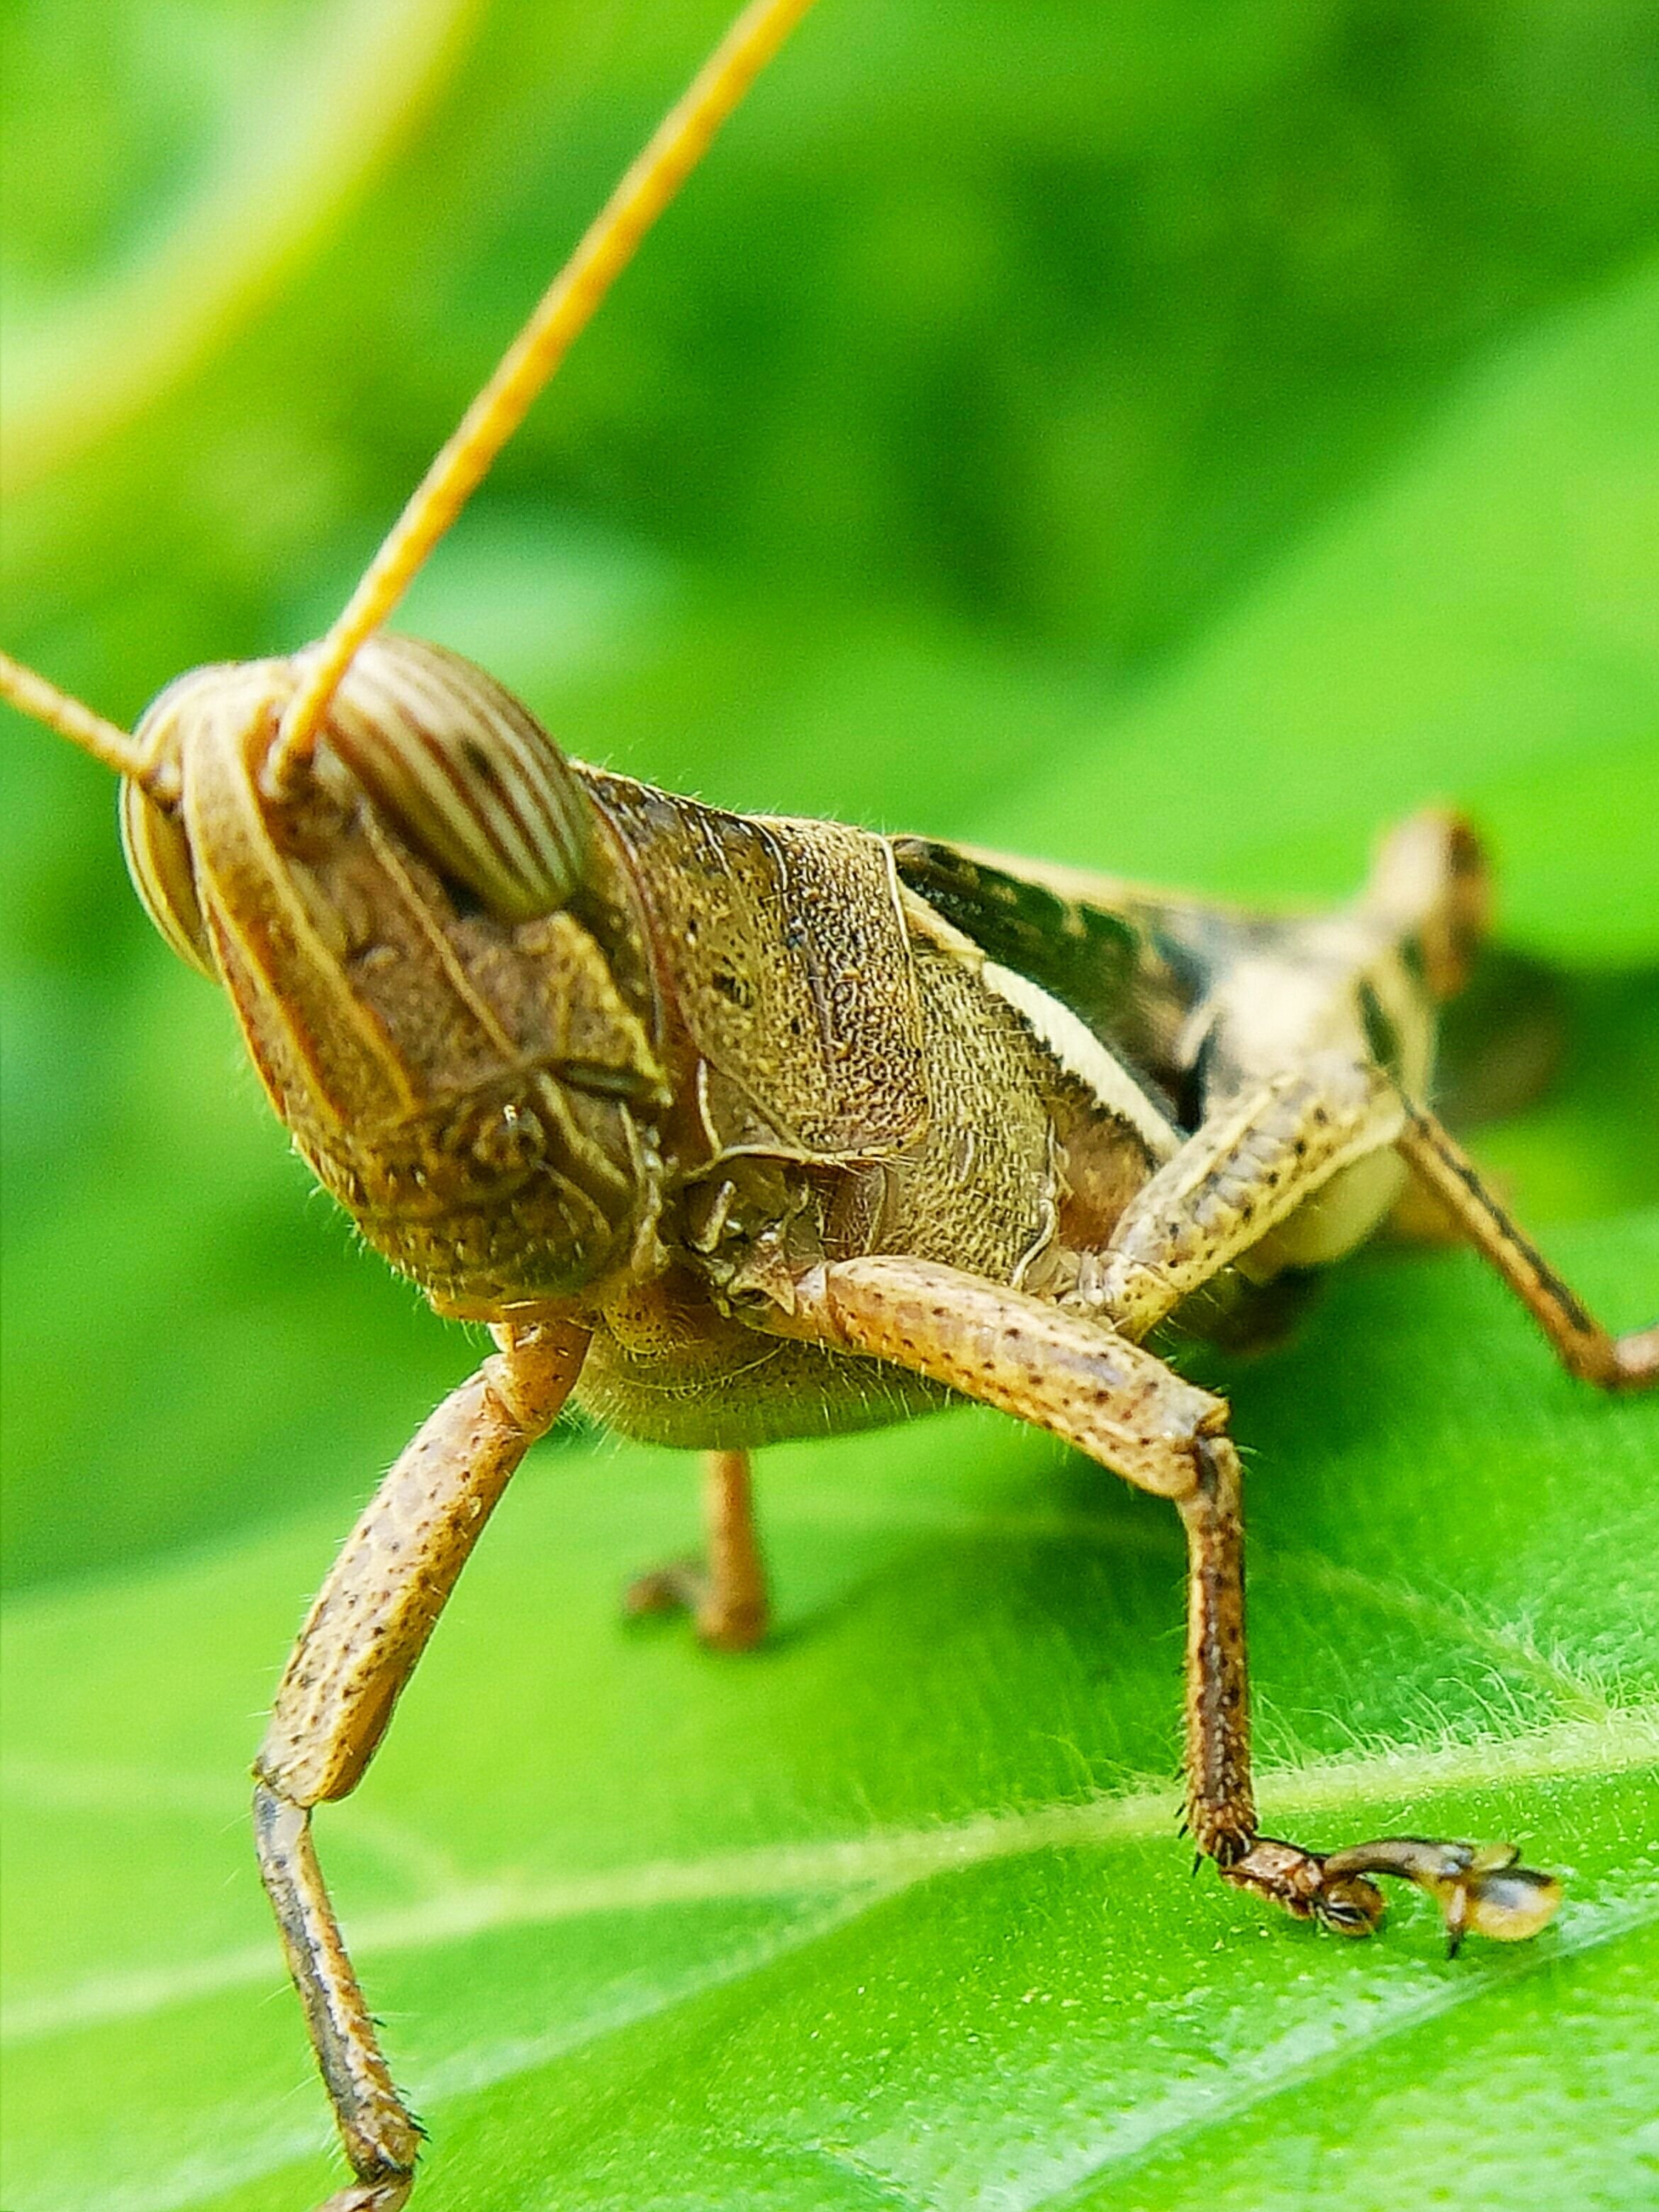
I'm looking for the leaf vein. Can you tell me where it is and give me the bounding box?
[7,1711,1651,2046]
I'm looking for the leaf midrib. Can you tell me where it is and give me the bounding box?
[9,1709,1653,2048]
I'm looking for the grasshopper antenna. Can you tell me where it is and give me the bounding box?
[0,647,174,798]
[267,0,820,794]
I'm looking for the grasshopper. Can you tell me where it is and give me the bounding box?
[4,1,1656,2206]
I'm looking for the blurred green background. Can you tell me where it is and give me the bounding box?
[3,4,1658,2208]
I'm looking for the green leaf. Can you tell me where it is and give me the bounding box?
[5,1212,1657,2211]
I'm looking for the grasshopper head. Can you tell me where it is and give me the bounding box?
[2,0,825,1320]
[121,634,669,1314]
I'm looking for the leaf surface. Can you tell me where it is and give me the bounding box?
[5,1214,1657,2212]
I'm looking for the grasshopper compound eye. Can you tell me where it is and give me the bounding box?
[119,658,292,978]
[119,633,593,981]
[120,764,216,976]
[301,635,591,924]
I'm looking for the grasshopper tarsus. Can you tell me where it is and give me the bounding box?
[1220,1839,1387,1938]
[1317,1838,1564,1950]
[624,1573,771,1654]
[1215,1831,1565,1948]
[1614,1325,1659,1387]
[622,1560,706,1620]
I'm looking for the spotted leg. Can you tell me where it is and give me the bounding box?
[771,1256,1557,1945]
[1071,1050,1407,1340]
[254,1318,588,2211]
[1070,1048,1655,1400]
[1395,1102,1658,1389]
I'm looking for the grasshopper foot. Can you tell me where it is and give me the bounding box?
[1222,1834,1562,1952]
[1220,1836,1385,1936]
[623,1560,766,1651]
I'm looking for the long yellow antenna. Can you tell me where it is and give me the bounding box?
[0,648,167,793]
[269,0,819,791]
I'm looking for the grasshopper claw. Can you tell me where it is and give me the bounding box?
[1318,1837,1563,1953]
[623,1558,706,1621]
[1612,1322,1659,1387]
[623,1559,766,1651]
[1333,1838,1565,1955]
[1442,1859,1565,1955]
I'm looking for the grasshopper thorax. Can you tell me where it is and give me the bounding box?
[121,634,670,1314]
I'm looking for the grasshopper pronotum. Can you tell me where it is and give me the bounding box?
[4,3,1656,2206]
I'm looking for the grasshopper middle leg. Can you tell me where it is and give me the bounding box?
[782,1255,1259,1861]
[624,1446,770,1650]
[255,1319,588,2211]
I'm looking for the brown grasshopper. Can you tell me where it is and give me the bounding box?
[4,2,1655,2206]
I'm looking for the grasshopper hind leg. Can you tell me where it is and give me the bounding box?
[1397,1102,1658,1387]
[623,1447,769,1650]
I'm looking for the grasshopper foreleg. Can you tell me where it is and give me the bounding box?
[776,1255,1560,1946]
[779,1260,1261,1860]
[255,1319,588,2210]
[624,1446,770,1650]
